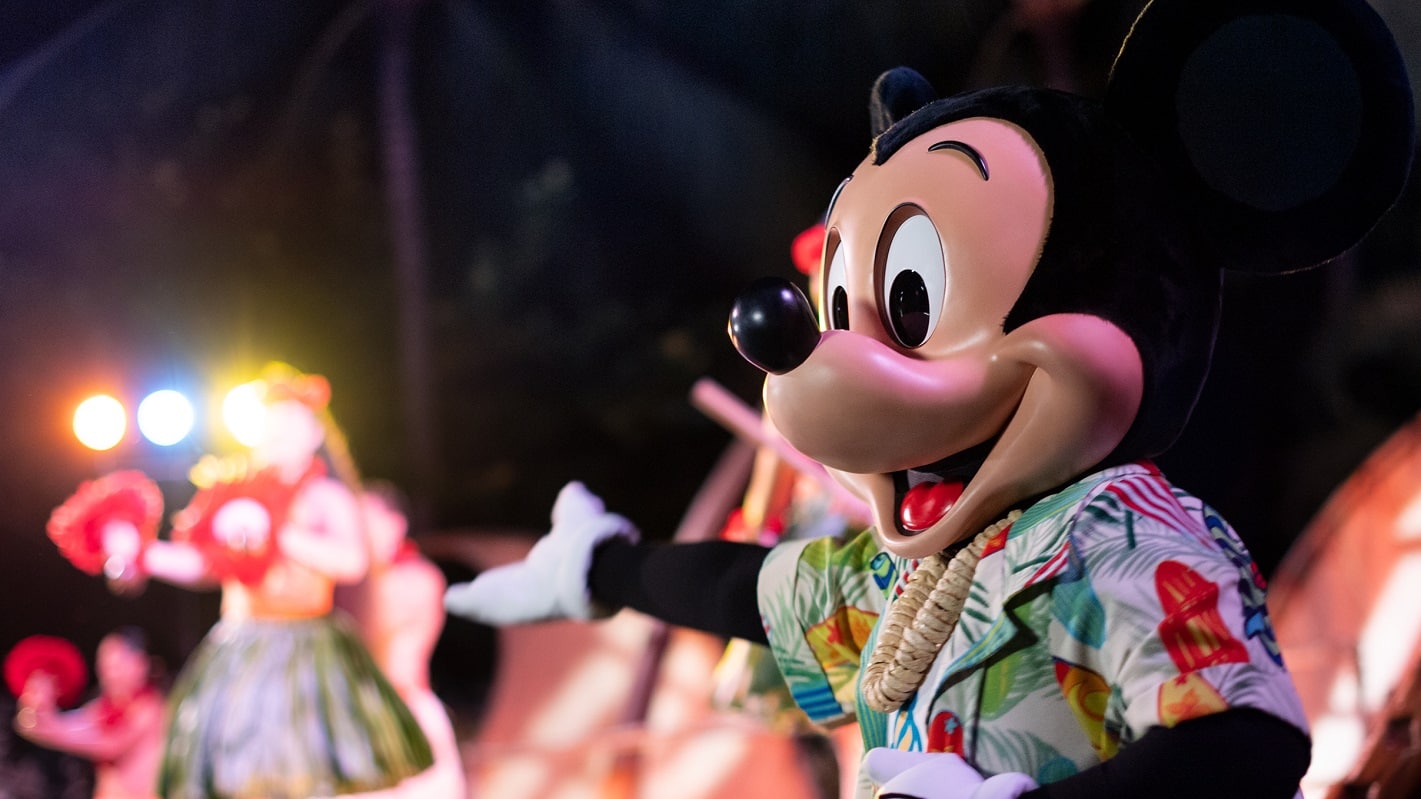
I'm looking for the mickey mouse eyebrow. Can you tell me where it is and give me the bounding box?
[929,140,989,181]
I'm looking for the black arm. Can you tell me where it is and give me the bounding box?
[589,538,770,644]
[1026,708,1309,799]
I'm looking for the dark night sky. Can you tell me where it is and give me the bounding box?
[1,0,1419,701]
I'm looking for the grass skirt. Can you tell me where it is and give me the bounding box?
[158,614,433,798]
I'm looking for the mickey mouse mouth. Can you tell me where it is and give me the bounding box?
[892,438,996,536]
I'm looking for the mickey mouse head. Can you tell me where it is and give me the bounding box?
[730,0,1413,558]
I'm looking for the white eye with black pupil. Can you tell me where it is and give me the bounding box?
[824,241,850,331]
[881,214,945,348]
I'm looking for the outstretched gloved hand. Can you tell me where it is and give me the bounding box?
[859,749,1039,799]
[444,481,640,624]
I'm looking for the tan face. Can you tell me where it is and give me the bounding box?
[762,117,1143,558]
[253,400,324,471]
[96,636,148,700]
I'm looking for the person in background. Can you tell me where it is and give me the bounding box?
[336,482,468,799]
[12,629,165,799]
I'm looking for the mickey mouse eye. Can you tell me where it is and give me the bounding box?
[823,237,850,331]
[880,213,945,348]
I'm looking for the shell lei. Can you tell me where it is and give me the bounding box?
[861,510,1023,714]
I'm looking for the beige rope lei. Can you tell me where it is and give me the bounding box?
[861,509,1024,714]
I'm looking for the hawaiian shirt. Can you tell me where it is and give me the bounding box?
[756,462,1307,783]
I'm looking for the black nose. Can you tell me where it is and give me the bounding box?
[728,277,821,375]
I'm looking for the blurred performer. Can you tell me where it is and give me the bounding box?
[336,483,466,799]
[48,363,432,798]
[9,630,165,799]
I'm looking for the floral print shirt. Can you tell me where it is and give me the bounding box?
[756,461,1307,783]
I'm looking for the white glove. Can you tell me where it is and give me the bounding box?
[444,481,640,624]
[860,748,1039,799]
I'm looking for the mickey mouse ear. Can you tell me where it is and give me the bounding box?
[1105,0,1414,273]
[870,67,938,138]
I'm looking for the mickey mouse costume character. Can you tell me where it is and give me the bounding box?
[446,0,1415,797]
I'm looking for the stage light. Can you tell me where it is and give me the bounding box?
[222,382,266,448]
[73,395,126,451]
[137,389,194,446]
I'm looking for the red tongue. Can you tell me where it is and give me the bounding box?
[900,481,964,532]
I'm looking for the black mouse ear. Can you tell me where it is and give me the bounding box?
[1105,0,1414,273]
[870,67,938,138]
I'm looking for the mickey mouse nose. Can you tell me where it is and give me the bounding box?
[728,277,821,375]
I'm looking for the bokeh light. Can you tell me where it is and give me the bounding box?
[73,395,126,451]
[137,389,195,446]
[222,382,266,448]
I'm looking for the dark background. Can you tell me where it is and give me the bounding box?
[1,1,1419,787]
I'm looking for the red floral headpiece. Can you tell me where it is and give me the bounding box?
[262,372,331,412]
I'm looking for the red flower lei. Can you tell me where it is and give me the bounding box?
[171,458,326,585]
